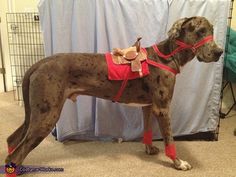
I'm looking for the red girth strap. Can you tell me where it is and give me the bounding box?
[152,35,213,59]
[113,74,129,102]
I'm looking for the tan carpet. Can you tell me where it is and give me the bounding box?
[0,92,236,177]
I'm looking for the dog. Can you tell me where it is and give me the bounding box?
[6,16,223,171]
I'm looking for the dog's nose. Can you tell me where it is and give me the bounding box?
[214,49,223,58]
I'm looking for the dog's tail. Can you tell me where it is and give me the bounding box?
[22,67,34,126]
[21,59,47,134]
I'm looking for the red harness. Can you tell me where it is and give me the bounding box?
[111,35,213,102]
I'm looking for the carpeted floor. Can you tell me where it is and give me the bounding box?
[0,92,236,177]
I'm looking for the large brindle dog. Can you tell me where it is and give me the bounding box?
[6,17,223,171]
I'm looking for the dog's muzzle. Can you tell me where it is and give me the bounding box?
[213,48,223,59]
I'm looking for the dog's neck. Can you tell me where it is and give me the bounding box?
[155,38,196,67]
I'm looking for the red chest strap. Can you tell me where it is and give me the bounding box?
[141,48,179,75]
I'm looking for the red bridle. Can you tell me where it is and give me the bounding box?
[152,35,214,59]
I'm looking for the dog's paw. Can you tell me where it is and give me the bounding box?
[145,145,159,155]
[174,158,192,171]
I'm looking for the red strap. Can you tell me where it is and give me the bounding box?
[143,130,152,145]
[193,35,213,50]
[113,73,129,102]
[146,59,178,75]
[176,35,214,53]
[8,146,16,154]
[175,40,193,52]
[165,144,176,160]
[152,45,183,59]
[153,35,213,59]
[141,48,147,53]
[142,47,178,75]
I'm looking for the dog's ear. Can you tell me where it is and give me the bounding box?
[168,17,196,40]
[168,18,188,40]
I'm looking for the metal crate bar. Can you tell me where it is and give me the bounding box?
[6,12,45,102]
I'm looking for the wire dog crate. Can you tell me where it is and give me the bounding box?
[6,13,45,104]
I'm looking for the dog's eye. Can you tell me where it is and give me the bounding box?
[196,28,206,36]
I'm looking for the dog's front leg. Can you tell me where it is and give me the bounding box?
[142,106,159,155]
[152,104,192,170]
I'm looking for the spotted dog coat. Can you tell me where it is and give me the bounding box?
[6,17,223,171]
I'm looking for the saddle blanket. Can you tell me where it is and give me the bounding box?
[105,52,150,81]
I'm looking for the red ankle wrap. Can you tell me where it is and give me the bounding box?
[165,144,176,160]
[143,130,152,145]
[8,147,16,154]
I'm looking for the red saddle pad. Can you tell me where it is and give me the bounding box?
[105,53,150,81]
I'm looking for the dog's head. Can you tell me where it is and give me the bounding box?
[168,16,223,63]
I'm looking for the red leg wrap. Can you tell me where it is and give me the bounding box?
[8,147,16,154]
[165,144,176,160]
[143,130,152,145]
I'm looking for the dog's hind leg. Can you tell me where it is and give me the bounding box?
[7,67,32,154]
[152,103,192,171]
[5,102,64,166]
[7,122,28,154]
[6,73,66,166]
[142,106,159,155]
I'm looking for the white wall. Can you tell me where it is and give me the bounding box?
[10,0,39,12]
[0,0,12,92]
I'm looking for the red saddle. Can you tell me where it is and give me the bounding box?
[105,52,149,81]
[106,37,149,80]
